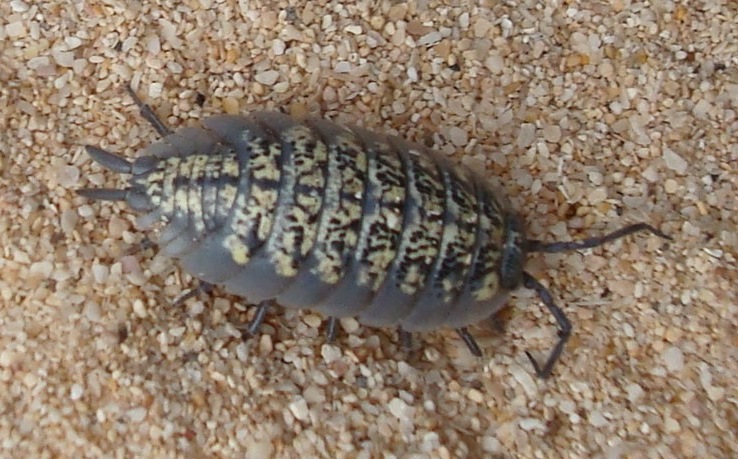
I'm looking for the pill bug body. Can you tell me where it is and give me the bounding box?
[80,88,669,378]
[88,112,519,328]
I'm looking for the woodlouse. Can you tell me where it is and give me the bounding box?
[79,86,670,378]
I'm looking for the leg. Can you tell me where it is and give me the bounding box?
[124,236,156,256]
[173,281,215,307]
[398,327,413,351]
[240,300,271,339]
[325,316,339,342]
[522,272,572,379]
[125,83,172,137]
[456,327,482,357]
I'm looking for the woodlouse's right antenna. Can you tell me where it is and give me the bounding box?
[526,223,671,253]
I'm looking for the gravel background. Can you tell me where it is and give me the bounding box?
[1,0,736,457]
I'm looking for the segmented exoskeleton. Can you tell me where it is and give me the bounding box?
[79,86,670,378]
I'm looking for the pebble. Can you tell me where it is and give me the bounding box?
[519,418,545,431]
[473,18,492,38]
[663,148,688,174]
[10,0,29,12]
[29,260,53,278]
[127,407,148,423]
[60,209,77,235]
[52,50,74,67]
[692,99,712,119]
[70,383,84,401]
[589,411,608,427]
[664,178,679,193]
[447,126,468,147]
[388,398,412,420]
[417,31,442,46]
[6,21,26,37]
[272,39,286,56]
[289,397,309,421]
[662,346,685,373]
[625,383,645,403]
[255,70,279,86]
[57,165,80,187]
[510,365,537,398]
[485,54,505,74]
[517,123,536,148]
[321,344,342,364]
[542,124,562,143]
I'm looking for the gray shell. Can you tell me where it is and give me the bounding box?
[90,112,523,332]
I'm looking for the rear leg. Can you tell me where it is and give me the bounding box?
[456,327,482,357]
[398,328,413,351]
[324,316,339,343]
[124,236,156,256]
[173,281,215,307]
[239,300,272,339]
[125,84,172,137]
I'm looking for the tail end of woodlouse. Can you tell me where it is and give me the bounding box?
[77,186,153,211]
[76,187,129,202]
[79,145,157,211]
[521,222,669,378]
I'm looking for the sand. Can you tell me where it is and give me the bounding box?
[1,0,736,457]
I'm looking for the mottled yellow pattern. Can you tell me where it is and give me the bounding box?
[267,125,328,277]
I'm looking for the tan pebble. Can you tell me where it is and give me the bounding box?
[665,416,681,433]
[6,21,26,37]
[589,411,608,427]
[417,31,442,46]
[664,178,679,193]
[467,388,484,404]
[255,70,280,86]
[340,317,359,333]
[133,299,147,318]
[272,39,286,56]
[663,148,688,174]
[517,124,536,148]
[388,398,412,420]
[289,397,309,421]
[303,314,322,328]
[127,407,147,423]
[542,124,562,143]
[407,21,433,37]
[447,126,468,147]
[388,4,407,21]
[473,18,492,38]
[662,346,685,373]
[588,187,608,205]
[519,418,545,431]
[29,260,53,278]
[321,344,342,363]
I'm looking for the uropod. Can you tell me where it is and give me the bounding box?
[79,86,670,378]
